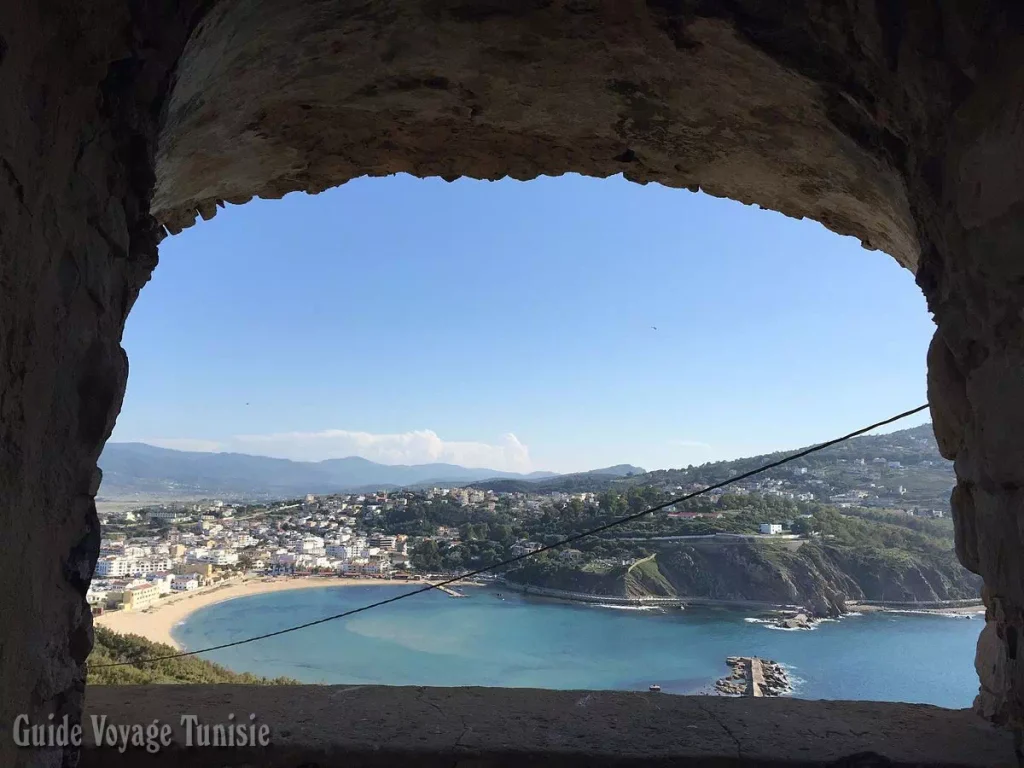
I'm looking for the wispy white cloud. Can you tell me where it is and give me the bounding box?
[142,429,533,472]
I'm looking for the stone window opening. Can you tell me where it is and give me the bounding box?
[3,2,1024,766]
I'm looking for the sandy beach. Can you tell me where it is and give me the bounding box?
[93,576,405,649]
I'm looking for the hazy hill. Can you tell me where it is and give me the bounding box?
[469,424,953,508]
[588,464,646,477]
[634,424,953,509]
[97,442,599,500]
[467,464,647,493]
[98,424,945,504]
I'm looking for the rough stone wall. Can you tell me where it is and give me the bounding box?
[78,684,1017,767]
[923,40,1024,728]
[0,2,199,766]
[2,1,1024,766]
[152,0,921,267]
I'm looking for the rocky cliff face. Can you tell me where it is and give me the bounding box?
[509,538,982,617]
[625,540,982,616]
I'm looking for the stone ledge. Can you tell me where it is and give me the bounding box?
[71,685,1016,766]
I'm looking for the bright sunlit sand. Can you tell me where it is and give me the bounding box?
[93,576,400,649]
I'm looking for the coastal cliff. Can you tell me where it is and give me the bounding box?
[504,537,981,617]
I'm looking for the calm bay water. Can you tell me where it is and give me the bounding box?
[173,585,982,707]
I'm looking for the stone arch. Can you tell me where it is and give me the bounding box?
[153,0,921,270]
[2,2,1023,766]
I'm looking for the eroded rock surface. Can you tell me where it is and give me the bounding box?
[154,0,925,268]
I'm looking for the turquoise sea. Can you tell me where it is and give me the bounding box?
[173,585,983,707]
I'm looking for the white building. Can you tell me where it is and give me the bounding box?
[146,573,175,595]
[209,549,239,566]
[95,556,130,577]
[326,543,356,559]
[149,508,188,522]
[511,541,542,557]
[300,536,325,555]
[95,555,172,578]
[759,523,783,535]
[340,559,369,575]
[171,576,199,591]
[364,559,391,577]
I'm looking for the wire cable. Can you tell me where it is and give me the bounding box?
[92,403,929,668]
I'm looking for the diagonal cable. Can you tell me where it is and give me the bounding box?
[92,403,928,668]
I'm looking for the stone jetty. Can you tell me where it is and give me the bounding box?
[715,656,790,697]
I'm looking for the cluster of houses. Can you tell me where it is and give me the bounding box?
[91,452,950,616]
[92,487,542,613]
[88,543,208,613]
[643,446,951,517]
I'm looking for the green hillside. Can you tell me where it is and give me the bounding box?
[502,502,980,614]
[87,626,299,685]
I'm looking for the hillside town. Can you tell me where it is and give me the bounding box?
[92,487,504,614]
[92,426,953,617]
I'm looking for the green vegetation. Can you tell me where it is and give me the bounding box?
[495,493,980,610]
[627,556,674,596]
[395,477,976,606]
[87,627,299,685]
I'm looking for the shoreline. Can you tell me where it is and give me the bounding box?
[93,576,986,651]
[848,603,985,617]
[93,576,427,650]
[497,579,985,618]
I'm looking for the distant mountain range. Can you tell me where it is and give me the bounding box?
[96,442,645,500]
[98,424,946,504]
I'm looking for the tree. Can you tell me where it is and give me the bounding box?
[599,491,626,517]
[791,517,814,536]
[411,540,443,571]
[568,498,585,520]
[490,523,513,544]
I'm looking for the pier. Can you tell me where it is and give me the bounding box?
[435,585,465,598]
[715,657,789,697]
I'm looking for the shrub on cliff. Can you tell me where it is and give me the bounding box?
[86,626,299,685]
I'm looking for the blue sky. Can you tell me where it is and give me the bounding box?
[112,174,934,473]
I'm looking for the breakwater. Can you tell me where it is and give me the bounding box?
[435,585,465,598]
[715,657,790,697]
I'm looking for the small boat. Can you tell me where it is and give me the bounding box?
[649,684,662,692]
